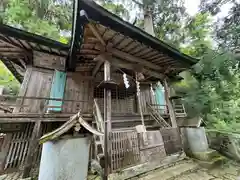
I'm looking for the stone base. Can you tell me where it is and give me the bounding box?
[193,156,226,169]
[109,152,186,180]
[192,149,220,161]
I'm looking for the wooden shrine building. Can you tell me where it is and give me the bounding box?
[0,0,198,178]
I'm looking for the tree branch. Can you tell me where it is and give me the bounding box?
[132,0,144,8]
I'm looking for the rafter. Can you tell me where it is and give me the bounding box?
[87,23,106,46]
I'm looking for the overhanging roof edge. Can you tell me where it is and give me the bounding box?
[0,24,69,51]
[79,0,199,65]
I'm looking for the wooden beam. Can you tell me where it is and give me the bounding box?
[0,104,12,113]
[92,60,103,76]
[87,23,106,46]
[80,49,100,55]
[0,48,24,52]
[0,52,25,56]
[0,113,92,118]
[0,95,89,102]
[0,117,93,123]
[0,39,24,50]
[94,54,164,79]
[0,113,93,123]
[11,61,25,76]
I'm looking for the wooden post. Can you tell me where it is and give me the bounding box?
[0,133,12,171]
[135,74,145,127]
[22,120,42,178]
[103,61,111,180]
[163,79,177,128]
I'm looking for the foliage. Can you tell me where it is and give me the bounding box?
[0,61,20,95]
[100,1,130,20]
[2,0,73,42]
[173,0,240,131]
[200,0,240,50]
[153,0,189,48]
[174,50,240,130]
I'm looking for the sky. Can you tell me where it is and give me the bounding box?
[184,0,200,16]
[184,0,233,18]
[127,0,233,22]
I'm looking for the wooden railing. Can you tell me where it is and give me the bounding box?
[147,103,170,128]
[110,128,183,173]
[93,99,104,149]
[149,98,187,118]
[172,100,186,117]
[0,95,91,114]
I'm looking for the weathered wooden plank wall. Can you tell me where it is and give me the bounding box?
[95,97,135,114]
[62,72,94,113]
[138,84,157,114]
[33,51,66,71]
[13,68,94,114]
[14,68,53,113]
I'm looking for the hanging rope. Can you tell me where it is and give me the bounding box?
[116,68,146,128]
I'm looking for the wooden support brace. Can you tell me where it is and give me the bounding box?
[92,61,103,76]
[87,25,108,76]
[163,79,177,128]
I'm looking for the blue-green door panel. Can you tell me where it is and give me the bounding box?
[48,70,66,112]
[155,83,166,113]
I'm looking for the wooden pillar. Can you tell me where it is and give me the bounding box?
[136,77,145,127]
[0,133,12,171]
[163,79,177,128]
[22,121,42,178]
[103,61,111,180]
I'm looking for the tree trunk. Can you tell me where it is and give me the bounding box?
[143,7,155,36]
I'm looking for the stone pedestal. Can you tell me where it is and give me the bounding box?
[38,136,91,180]
[182,127,208,153]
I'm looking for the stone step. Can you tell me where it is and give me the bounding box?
[183,170,215,180]
[192,149,220,161]
[194,156,226,169]
[138,160,199,180]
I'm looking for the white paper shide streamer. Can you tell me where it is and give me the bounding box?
[123,73,130,89]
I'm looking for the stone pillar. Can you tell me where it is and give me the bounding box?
[183,127,208,153]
